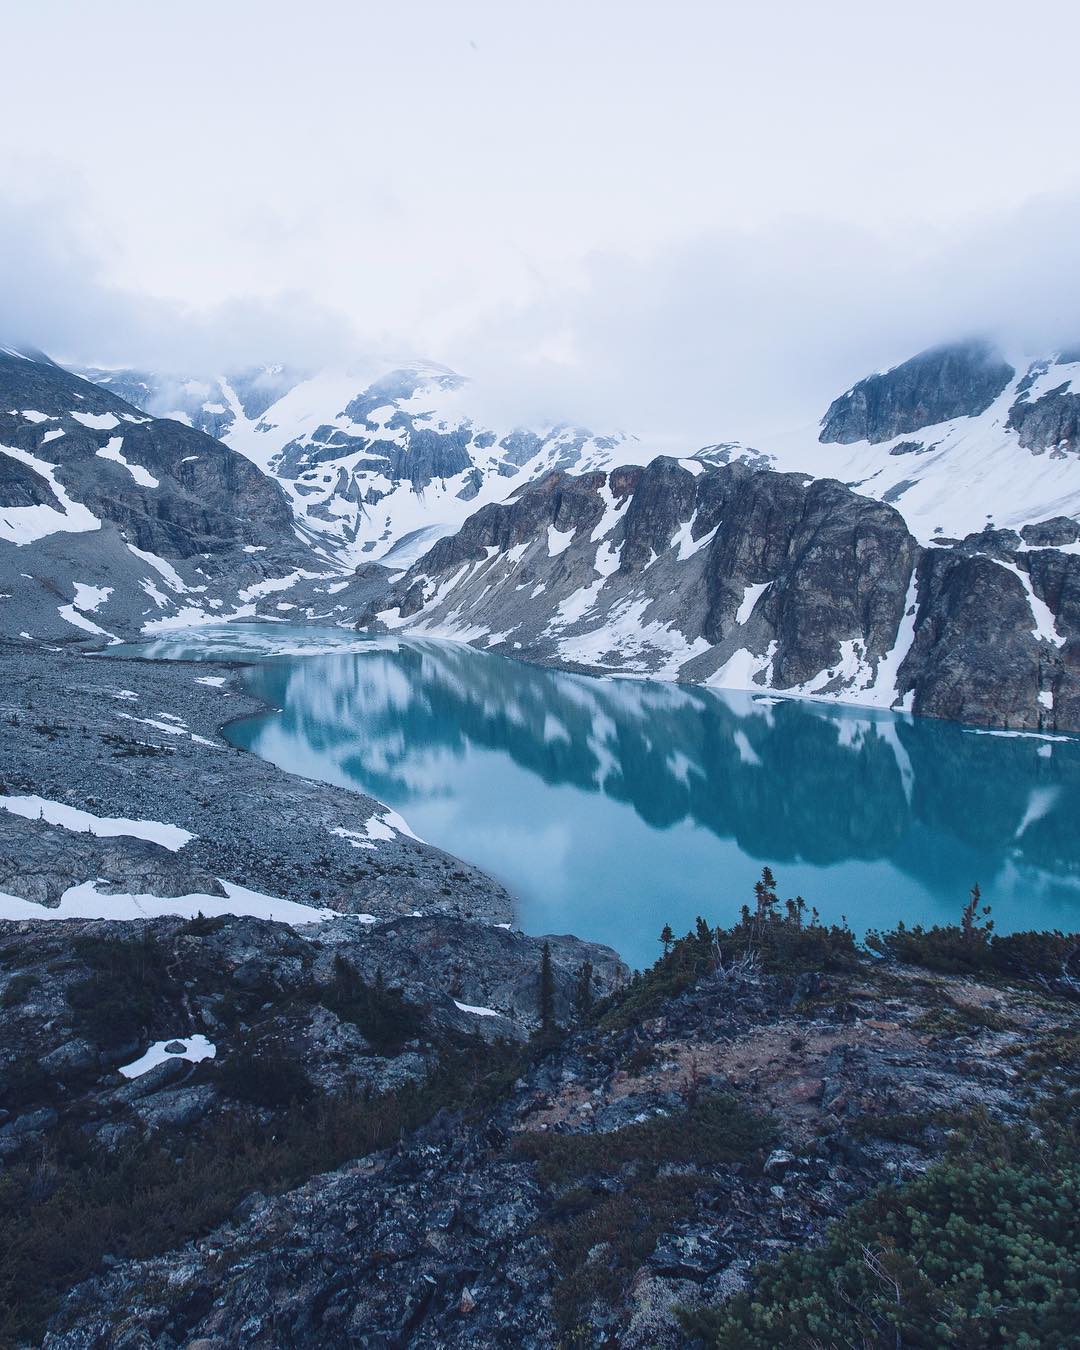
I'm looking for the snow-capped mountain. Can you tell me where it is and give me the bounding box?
[354,341,1080,732]
[763,340,1080,543]
[20,336,1080,732]
[75,340,1080,564]
[0,349,340,642]
[74,360,640,569]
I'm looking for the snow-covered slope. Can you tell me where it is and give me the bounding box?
[761,342,1080,544]
[76,341,1080,566]
[0,350,341,642]
[75,360,647,569]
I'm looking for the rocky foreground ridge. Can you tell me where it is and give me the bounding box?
[0,889,1071,1347]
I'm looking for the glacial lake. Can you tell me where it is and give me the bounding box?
[133,625,1080,969]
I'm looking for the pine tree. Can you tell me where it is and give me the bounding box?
[539,941,555,1032]
[753,867,779,921]
[574,959,594,1015]
[659,923,674,957]
[961,882,993,945]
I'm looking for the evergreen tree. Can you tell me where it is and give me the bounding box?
[539,941,555,1032]
[573,959,594,1015]
[659,923,674,957]
[961,882,993,945]
[753,867,779,921]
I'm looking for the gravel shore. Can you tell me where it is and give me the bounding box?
[0,635,514,924]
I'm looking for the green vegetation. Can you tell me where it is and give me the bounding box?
[913,996,1015,1037]
[515,1094,776,1338]
[323,954,426,1055]
[592,868,857,1033]
[0,1056,50,1112]
[681,1127,1078,1348]
[867,885,1077,987]
[217,1046,314,1107]
[66,931,173,1046]
[539,940,555,1032]
[573,959,595,1016]
[0,971,37,1008]
[0,1033,527,1347]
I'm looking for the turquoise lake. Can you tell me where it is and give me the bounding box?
[135,625,1080,969]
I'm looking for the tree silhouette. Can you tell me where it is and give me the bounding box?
[539,941,555,1032]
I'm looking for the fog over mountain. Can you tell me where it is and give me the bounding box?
[3,1,1080,444]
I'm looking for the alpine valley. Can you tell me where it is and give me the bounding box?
[2,337,1080,1349]
[4,337,1080,731]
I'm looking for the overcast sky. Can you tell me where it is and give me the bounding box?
[3,0,1080,443]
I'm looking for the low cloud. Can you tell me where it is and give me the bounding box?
[4,189,1080,449]
[448,192,1080,446]
[0,195,362,376]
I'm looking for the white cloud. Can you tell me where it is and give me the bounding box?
[1,1,1079,443]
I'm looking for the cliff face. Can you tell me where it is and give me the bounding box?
[0,350,330,641]
[818,340,1016,445]
[363,455,1079,732]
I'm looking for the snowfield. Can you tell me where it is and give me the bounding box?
[0,794,195,850]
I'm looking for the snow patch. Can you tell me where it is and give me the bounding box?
[0,445,101,545]
[454,1001,501,1017]
[119,1035,216,1079]
[69,411,119,430]
[0,794,194,850]
[547,524,575,557]
[735,581,771,625]
[96,437,159,488]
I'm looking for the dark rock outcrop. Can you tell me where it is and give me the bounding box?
[896,552,1042,726]
[1006,383,1080,455]
[819,341,1014,445]
[1021,516,1080,547]
[361,454,1079,730]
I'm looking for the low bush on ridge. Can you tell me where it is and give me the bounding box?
[681,1125,1079,1348]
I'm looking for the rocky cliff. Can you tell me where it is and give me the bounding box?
[361,455,1080,732]
[75,358,634,569]
[818,340,1016,445]
[0,351,343,640]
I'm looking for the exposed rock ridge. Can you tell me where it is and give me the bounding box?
[363,456,1080,732]
[819,340,1015,444]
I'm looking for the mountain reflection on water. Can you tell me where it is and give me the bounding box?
[135,627,1080,968]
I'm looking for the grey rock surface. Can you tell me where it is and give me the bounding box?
[362,455,1079,730]
[819,340,1015,444]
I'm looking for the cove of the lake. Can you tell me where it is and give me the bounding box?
[131,625,1080,969]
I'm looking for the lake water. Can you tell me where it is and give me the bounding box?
[132,625,1080,969]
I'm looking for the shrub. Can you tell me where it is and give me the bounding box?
[515,1092,775,1187]
[681,1139,1079,1348]
[0,1055,51,1111]
[180,913,229,938]
[866,919,1077,988]
[323,955,426,1055]
[217,1047,313,1108]
[515,1094,776,1334]
[66,932,172,1047]
[592,869,856,1033]
[0,972,38,1008]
